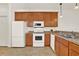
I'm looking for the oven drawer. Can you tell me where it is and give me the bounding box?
[33,42,44,47]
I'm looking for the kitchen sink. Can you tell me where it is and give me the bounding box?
[63,34,75,39]
[58,31,79,39]
[58,32,75,39]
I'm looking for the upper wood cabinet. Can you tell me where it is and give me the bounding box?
[15,12,24,20]
[43,13,51,27]
[33,12,44,21]
[23,13,33,27]
[50,12,58,27]
[15,12,58,27]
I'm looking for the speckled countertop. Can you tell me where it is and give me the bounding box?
[55,31,79,45]
[27,30,79,45]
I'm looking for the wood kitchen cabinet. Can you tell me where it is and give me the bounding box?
[43,13,51,27]
[55,37,60,56]
[55,35,79,56]
[69,49,79,56]
[50,12,58,27]
[15,12,58,27]
[55,35,69,56]
[15,12,24,21]
[33,12,44,21]
[26,32,33,46]
[23,13,33,27]
[60,43,68,56]
[69,42,79,56]
[45,32,50,47]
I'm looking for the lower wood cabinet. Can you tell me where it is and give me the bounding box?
[60,43,68,56]
[26,32,33,46]
[69,42,79,56]
[55,35,79,56]
[45,32,50,47]
[69,49,79,56]
[55,40,60,56]
[55,35,69,56]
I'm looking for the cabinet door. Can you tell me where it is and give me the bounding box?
[60,43,69,56]
[50,12,58,27]
[26,33,32,46]
[45,32,50,46]
[33,12,44,21]
[55,36,69,56]
[44,13,51,27]
[55,40,60,56]
[60,37,69,47]
[15,12,24,21]
[69,49,79,56]
[69,42,79,56]
[23,13,33,27]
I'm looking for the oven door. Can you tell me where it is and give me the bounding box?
[33,33,44,43]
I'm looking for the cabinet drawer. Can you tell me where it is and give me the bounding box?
[69,42,79,54]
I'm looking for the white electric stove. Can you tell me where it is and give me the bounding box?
[33,21,44,47]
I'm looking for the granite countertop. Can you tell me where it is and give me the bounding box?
[55,31,79,45]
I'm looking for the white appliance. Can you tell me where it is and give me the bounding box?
[33,33,44,47]
[34,28,44,33]
[33,21,44,28]
[50,34,55,51]
[12,21,25,47]
[33,21,44,47]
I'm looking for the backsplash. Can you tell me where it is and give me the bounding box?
[25,27,55,33]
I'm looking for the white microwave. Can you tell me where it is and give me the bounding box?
[33,21,44,28]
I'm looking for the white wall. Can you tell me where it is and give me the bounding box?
[56,3,79,32]
[10,3,79,32]
[0,4,9,46]
[57,9,79,32]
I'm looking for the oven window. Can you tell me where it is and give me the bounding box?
[35,36,42,40]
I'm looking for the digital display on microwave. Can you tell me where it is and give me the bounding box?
[35,23,41,26]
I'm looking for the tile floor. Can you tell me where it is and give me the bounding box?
[0,47,55,56]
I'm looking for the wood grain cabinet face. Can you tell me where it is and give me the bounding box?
[50,12,58,27]
[23,13,33,27]
[69,49,79,56]
[69,42,79,56]
[45,32,50,46]
[15,12,24,20]
[55,36,69,56]
[55,35,79,56]
[44,13,51,27]
[26,33,33,46]
[55,37,60,56]
[60,43,68,56]
[33,12,44,21]
[15,12,58,27]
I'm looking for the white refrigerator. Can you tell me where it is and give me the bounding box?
[12,21,25,47]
